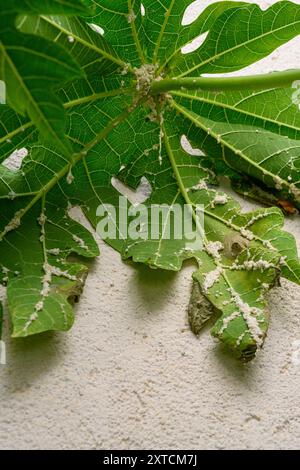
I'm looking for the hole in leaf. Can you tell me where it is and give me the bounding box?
[111,176,152,206]
[88,23,104,36]
[68,205,95,235]
[0,80,6,104]
[141,3,145,16]
[258,3,271,11]
[181,31,208,55]
[181,135,205,156]
[2,148,28,171]
[182,0,213,26]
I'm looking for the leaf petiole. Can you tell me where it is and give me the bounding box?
[150,70,300,95]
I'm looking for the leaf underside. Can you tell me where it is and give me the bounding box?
[1,0,300,361]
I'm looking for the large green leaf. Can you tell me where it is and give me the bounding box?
[1,0,300,361]
[169,86,300,206]
[171,95,300,205]
[0,0,91,156]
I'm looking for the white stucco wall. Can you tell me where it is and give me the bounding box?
[1,0,300,450]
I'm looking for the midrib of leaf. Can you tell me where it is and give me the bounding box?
[171,90,300,135]
[21,193,65,335]
[0,42,71,157]
[0,191,38,200]
[163,122,250,305]
[40,192,47,265]
[233,89,273,107]
[0,101,137,241]
[0,120,33,146]
[152,190,181,266]
[156,1,249,75]
[40,15,130,70]
[0,88,131,156]
[171,100,295,195]
[175,18,300,78]
[128,0,145,64]
[63,87,133,108]
[153,0,175,65]
[163,122,206,243]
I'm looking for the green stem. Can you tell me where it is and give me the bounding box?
[151,70,300,94]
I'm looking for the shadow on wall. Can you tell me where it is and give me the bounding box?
[0,254,275,390]
[127,259,197,318]
[0,331,66,388]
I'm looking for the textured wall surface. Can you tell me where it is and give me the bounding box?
[1,0,300,450]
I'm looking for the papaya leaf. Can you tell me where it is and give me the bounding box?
[170,1,300,77]
[1,1,300,361]
[172,86,300,206]
[0,0,91,156]
[172,97,300,205]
